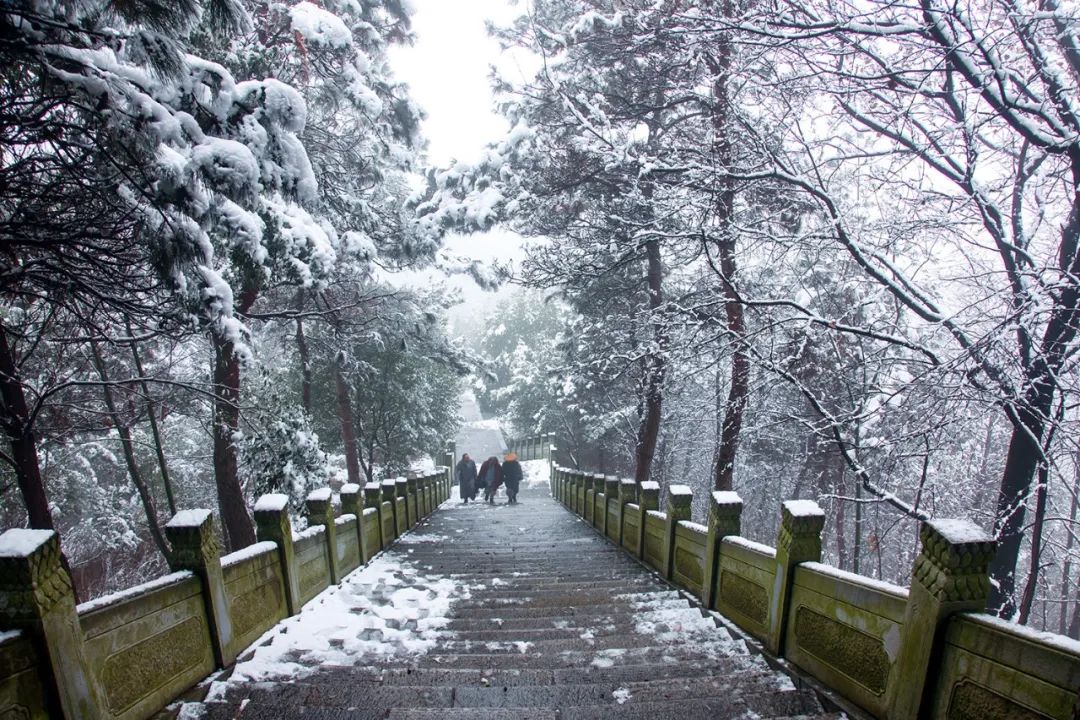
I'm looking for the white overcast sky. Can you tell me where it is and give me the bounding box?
[387,0,533,329]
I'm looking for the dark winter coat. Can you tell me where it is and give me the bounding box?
[476,458,502,490]
[501,460,523,492]
[455,458,477,499]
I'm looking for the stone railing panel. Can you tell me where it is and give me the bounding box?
[715,536,776,643]
[361,508,380,562]
[293,527,330,606]
[672,521,708,599]
[642,510,666,572]
[0,629,49,719]
[334,516,361,576]
[79,573,212,720]
[930,613,1080,720]
[783,562,908,717]
[221,543,287,664]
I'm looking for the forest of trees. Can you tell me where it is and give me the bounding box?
[0,0,464,599]
[3,0,1079,639]
[427,0,1080,635]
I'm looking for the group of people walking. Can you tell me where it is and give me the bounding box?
[455,452,523,505]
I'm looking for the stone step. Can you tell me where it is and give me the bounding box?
[385,690,827,720]
[436,633,694,654]
[446,605,709,629]
[455,579,667,593]
[416,641,750,669]
[448,600,692,620]
[447,672,801,708]
[301,655,771,687]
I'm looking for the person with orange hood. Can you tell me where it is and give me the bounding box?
[501,452,523,505]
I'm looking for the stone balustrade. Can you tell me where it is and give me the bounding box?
[0,466,452,720]
[551,464,1080,720]
[506,432,555,461]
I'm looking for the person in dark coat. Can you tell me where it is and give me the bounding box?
[501,452,523,505]
[477,456,502,504]
[455,454,478,503]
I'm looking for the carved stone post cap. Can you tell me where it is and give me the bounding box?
[406,477,418,491]
[0,529,61,584]
[395,477,408,492]
[339,485,363,515]
[0,528,56,562]
[253,494,291,531]
[305,488,333,519]
[620,478,638,502]
[920,519,995,572]
[781,500,825,532]
[166,509,213,532]
[306,488,332,503]
[0,529,72,623]
[668,484,694,508]
[165,509,219,569]
[712,491,743,509]
[604,476,620,492]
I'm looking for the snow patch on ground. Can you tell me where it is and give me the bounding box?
[522,459,550,488]
[199,556,467,689]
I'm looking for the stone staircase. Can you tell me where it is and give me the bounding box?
[170,482,844,719]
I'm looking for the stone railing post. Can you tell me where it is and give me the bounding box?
[665,485,693,580]
[339,484,367,569]
[417,474,429,518]
[639,481,660,558]
[0,529,107,719]
[886,519,995,720]
[364,482,385,549]
[254,494,302,615]
[165,510,236,667]
[395,478,409,533]
[406,475,419,527]
[703,491,743,610]
[603,476,620,540]
[619,479,638,547]
[767,499,825,656]
[381,479,398,540]
[305,488,339,584]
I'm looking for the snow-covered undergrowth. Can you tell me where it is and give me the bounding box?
[220,556,468,685]
[522,459,550,488]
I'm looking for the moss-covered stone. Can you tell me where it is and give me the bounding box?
[887,519,994,720]
[0,529,107,720]
[166,511,236,669]
[767,500,824,657]
[703,492,742,610]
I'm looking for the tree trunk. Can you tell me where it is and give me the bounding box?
[633,236,665,485]
[211,288,258,551]
[295,291,313,414]
[90,342,170,560]
[713,239,748,491]
[706,24,748,492]
[127,328,177,515]
[988,390,1053,616]
[0,324,54,530]
[1016,469,1047,625]
[335,351,361,487]
[1059,459,1079,634]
